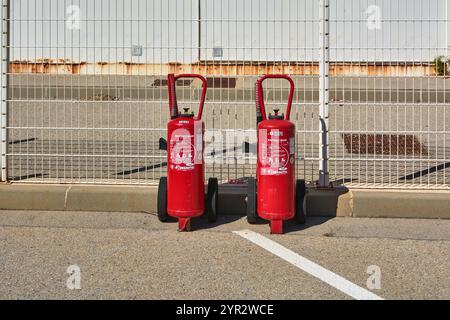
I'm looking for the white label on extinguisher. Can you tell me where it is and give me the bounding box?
[260,133,290,176]
[170,132,195,171]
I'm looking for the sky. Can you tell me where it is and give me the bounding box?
[7,0,449,63]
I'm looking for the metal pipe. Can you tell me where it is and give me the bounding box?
[319,0,330,187]
[198,0,201,62]
[1,0,9,182]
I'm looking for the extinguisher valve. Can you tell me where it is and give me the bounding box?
[269,108,284,120]
[180,108,195,118]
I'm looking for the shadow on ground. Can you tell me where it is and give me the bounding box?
[159,183,350,233]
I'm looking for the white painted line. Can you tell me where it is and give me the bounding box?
[233,229,384,300]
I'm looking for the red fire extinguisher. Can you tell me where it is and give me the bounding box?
[247,74,306,234]
[158,74,218,231]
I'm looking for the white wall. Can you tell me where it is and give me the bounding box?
[8,0,449,63]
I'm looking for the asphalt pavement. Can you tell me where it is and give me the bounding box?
[0,210,449,300]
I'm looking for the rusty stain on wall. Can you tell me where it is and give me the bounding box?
[9,60,437,77]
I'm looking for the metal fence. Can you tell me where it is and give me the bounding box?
[328,0,450,189]
[1,0,449,189]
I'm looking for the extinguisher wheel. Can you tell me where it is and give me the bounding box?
[157,177,169,222]
[206,177,219,223]
[295,179,307,225]
[246,177,258,224]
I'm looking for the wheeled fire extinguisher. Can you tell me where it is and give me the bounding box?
[247,74,306,234]
[157,74,219,231]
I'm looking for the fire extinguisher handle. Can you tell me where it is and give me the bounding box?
[172,74,208,121]
[167,74,178,119]
[256,74,295,121]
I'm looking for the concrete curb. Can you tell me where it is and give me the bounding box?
[346,189,450,219]
[1,183,449,219]
[0,184,157,213]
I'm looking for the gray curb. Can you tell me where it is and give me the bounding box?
[1,183,449,219]
[0,184,156,213]
[345,189,450,219]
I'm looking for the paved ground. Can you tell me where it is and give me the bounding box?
[0,210,449,300]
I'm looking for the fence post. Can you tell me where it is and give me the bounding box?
[0,0,8,182]
[319,0,330,187]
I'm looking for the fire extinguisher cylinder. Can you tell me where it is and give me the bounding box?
[255,75,297,234]
[166,74,208,231]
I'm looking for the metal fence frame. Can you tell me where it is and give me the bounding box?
[319,0,330,187]
[1,0,9,182]
[1,0,449,189]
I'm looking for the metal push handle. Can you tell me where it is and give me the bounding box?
[167,73,208,121]
[256,74,295,121]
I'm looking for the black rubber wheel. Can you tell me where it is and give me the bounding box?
[157,177,169,222]
[246,177,258,224]
[295,179,307,224]
[206,177,219,223]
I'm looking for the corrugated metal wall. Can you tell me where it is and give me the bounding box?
[9,0,448,64]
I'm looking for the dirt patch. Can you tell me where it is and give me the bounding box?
[342,133,428,156]
[152,79,192,87]
[207,77,237,89]
[85,94,120,101]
